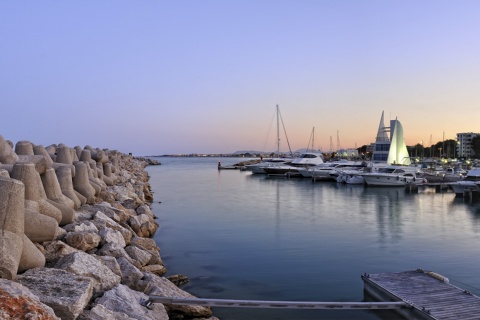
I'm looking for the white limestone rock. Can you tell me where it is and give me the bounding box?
[63,221,99,233]
[94,255,122,277]
[43,240,80,267]
[64,231,102,252]
[0,278,60,320]
[55,252,121,295]
[99,227,127,248]
[117,256,144,290]
[78,304,131,320]
[16,268,93,320]
[95,284,168,320]
[125,245,152,268]
[140,273,213,318]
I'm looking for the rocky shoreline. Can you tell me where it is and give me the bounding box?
[0,135,217,320]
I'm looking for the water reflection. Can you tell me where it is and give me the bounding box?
[148,158,480,320]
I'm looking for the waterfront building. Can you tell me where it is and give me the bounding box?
[456,132,479,158]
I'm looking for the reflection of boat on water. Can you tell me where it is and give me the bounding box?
[449,168,480,196]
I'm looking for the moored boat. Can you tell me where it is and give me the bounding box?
[362,165,426,187]
[449,168,480,196]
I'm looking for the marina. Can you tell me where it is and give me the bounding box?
[148,156,480,320]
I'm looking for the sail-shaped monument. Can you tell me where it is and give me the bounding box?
[371,111,411,165]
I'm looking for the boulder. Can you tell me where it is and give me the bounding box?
[99,227,126,248]
[55,252,121,295]
[125,245,153,268]
[142,265,167,276]
[140,273,213,318]
[16,268,94,320]
[129,214,158,238]
[94,255,122,277]
[43,240,80,268]
[64,231,102,252]
[94,284,168,320]
[78,304,131,320]
[0,278,59,320]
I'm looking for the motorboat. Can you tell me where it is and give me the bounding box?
[244,158,292,174]
[263,152,324,175]
[361,165,426,187]
[449,168,480,196]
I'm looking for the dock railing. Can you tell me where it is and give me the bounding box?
[145,296,409,310]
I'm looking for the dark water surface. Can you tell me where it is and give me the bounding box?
[147,157,480,320]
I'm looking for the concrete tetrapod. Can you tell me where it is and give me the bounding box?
[34,144,76,176]
[14,140,35,156]
[24,200,58,243]
[97,162,113,186]
[0,169,9,178]
[0,134,18,164]
[72,161,96,204]
[33,145,54,167]
[18,234,46,273]
[103,162,117,184]
[88,162,107,193]
[0,177,25,280]
[55,165,84,209]
[41,168,75,225]
[10,163,62,224]
[56,145,73,165]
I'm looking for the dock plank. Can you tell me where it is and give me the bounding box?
[362,269,480,320]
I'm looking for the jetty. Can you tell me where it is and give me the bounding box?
[362,269,480,319]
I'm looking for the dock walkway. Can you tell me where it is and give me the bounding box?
[362,269,480,320]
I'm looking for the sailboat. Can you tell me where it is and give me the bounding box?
[244,105,293,174]
[263,127,324,176]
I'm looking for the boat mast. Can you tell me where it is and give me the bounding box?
[276,105,280,157]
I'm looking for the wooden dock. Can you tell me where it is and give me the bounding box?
[362,269,480,320]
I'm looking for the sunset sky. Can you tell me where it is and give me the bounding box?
[1,1,479,155]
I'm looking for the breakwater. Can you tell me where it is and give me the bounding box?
[0,135,215,320]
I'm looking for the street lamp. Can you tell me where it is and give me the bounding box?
[438,148,442,158]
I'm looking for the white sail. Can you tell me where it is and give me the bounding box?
[387,119,411,165]
[371,111,390,162]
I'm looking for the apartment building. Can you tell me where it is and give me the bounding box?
[456,132,479,158]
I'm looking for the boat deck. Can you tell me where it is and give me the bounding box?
[362,269,480,320]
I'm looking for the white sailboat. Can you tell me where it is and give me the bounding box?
[244,105,293,174]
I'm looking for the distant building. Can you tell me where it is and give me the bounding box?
[457,132,479,158]
[337,148,359,158]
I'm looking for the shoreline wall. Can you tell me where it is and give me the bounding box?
[0,135,216,320]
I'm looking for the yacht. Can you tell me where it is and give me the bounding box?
[244,158,292,174]
[361,165,426,187]
[449,168,480,196]
[263,152,324,175]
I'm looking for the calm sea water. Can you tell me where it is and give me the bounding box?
[147,157,480,320]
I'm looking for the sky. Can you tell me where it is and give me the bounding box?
[1,1,479,156]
